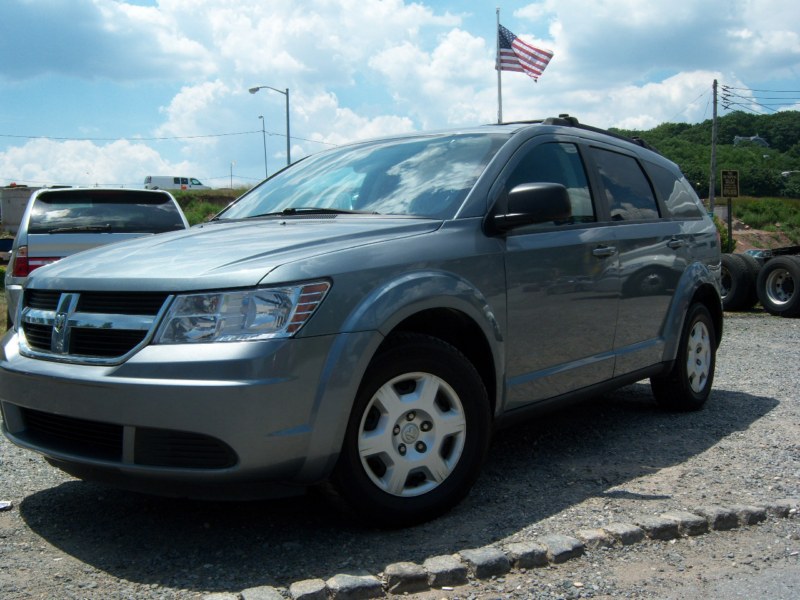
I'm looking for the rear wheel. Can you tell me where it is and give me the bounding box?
[651,303,716,411]
[756,256,800,317]
[333,333,490,527]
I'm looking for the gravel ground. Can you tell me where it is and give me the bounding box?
[0,309,798,599]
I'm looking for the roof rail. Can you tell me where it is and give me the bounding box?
[496,115,663,155]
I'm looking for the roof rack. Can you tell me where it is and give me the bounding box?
[547,115,662,155]
[495,115,662,155]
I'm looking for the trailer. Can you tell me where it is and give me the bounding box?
[720,246,800,317]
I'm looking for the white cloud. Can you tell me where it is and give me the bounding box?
[1,0,799,187]
[0,138,195,188]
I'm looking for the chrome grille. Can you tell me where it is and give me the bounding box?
[19,290,171,364]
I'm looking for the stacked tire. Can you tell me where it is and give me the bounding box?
[720,252,800,317]
[720,253,759,311]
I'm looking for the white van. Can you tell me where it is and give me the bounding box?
[144,176,210,190]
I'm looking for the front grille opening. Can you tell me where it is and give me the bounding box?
[134,428,237,469]
[19,408,237,470]
[21,408,123,461]
[23,323,53,351]
[24,290,60,310]
[77,292,169,315]
[70,329,148,357]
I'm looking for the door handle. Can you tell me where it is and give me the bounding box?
[667,237,685,249]
[592,246,617,258]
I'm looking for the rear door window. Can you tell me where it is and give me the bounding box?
[29,191,186,234]
[590,148,660,221]
[647,162,705,219]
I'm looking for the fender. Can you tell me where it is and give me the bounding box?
[659,260,722,363]
[341,269,503,341]
[296,270,506,482]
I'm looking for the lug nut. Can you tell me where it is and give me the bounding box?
[420,421,432,432]
[393,425,401,435]
[398,444,407,456]
[415,441,426,453]
[406,411,416,421]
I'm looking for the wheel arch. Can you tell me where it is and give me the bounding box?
[660,262,723,363]
[383,307,499,418]
[340,270,504,418]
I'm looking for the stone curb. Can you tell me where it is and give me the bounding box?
[202,498,797,600]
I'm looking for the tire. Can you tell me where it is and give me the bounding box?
[332,333,491,527]
[756,255,800,317]
[650,303,716,411]
[720,253,751,311]
[734,253,760,310]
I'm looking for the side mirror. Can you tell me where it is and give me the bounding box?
[492,182,572,232]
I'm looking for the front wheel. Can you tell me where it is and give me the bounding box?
[332,333,491,527]
[650,303,716,411]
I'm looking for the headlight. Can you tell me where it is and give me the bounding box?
[153,281,330,344]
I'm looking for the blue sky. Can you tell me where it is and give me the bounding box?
[1,0,799,189]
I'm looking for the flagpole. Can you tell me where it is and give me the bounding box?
[496,7,503,124]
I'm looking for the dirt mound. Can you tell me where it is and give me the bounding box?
[731,218,794,252]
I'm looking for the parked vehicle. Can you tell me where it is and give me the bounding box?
[0,117,723,526]
[4,188,189,324]
[720,247,800,316]
[144,176,210,190]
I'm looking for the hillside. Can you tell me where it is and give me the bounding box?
[611,110,800,199]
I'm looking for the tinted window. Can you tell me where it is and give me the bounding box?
[647,162,704,219]
[219,134,508,220]
[29,191,185,234]
[506,142,595,224]
[590,148,659,221]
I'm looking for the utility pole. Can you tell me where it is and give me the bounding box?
[708,79,718,214]
[258,115,268,179]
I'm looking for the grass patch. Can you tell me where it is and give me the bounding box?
[173,188,248,225]
[731,197,800,244]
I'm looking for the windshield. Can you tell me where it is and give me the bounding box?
[218,133,507,220]
[29,190,186,234]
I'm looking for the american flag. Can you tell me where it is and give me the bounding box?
[497,24,553,82]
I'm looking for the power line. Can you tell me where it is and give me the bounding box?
[722,86,800,93]
[666,88,712,123]
[720,84,800,115]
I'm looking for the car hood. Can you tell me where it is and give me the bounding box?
[28,216,441,292]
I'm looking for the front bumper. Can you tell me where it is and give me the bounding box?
[0,329,378,499]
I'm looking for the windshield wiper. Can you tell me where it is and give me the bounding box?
[247,207,379,218]
[46,225,114,233]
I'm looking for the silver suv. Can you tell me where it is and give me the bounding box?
[5,188,189,324]
[0,117,722,526]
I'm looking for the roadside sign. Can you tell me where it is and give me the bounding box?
[721,170,739,198]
